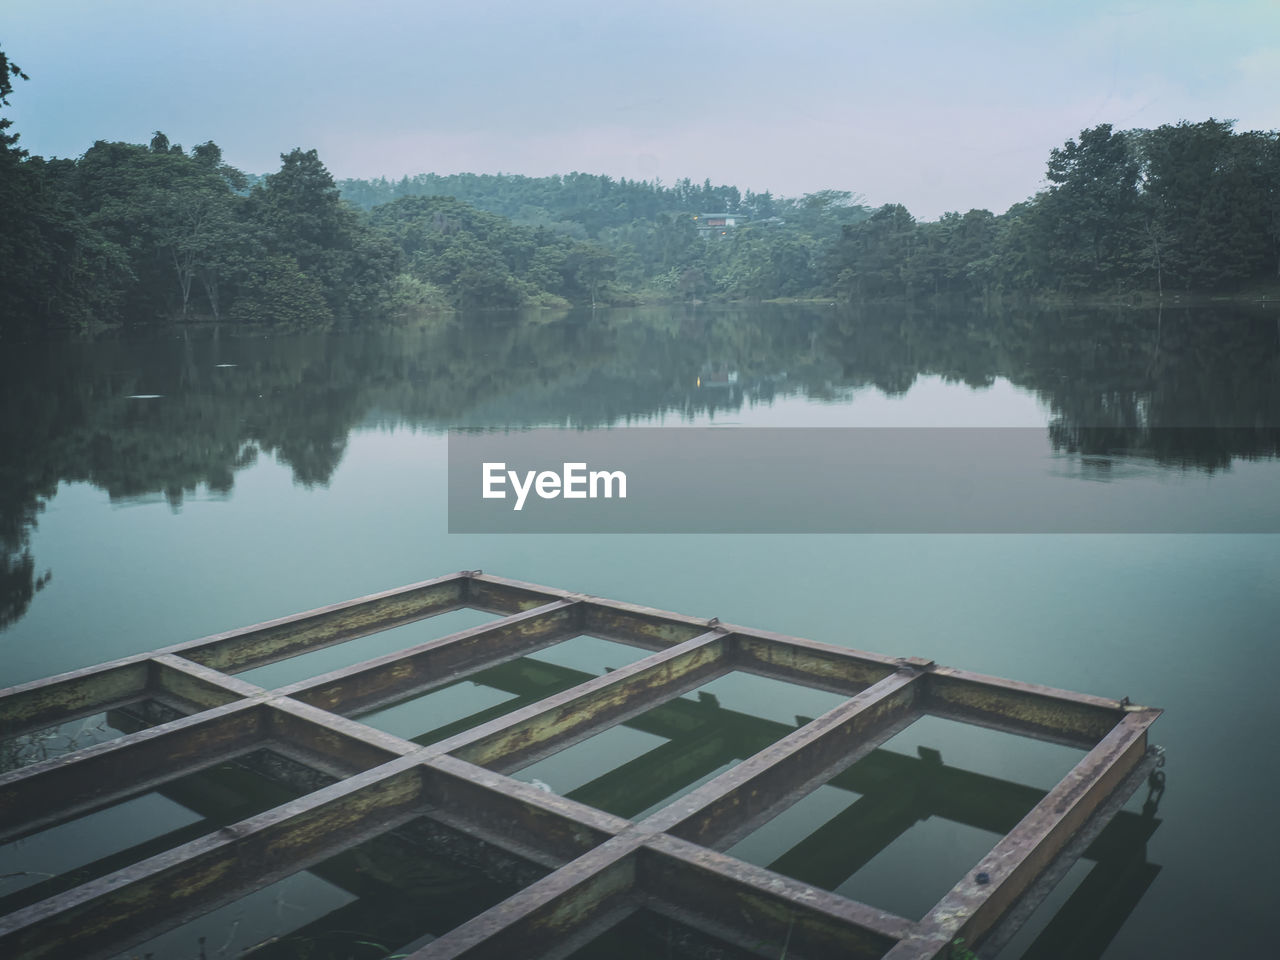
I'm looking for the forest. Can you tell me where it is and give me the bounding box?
[2,43,1279,335]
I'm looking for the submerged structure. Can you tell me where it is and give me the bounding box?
[0,571,1163,959]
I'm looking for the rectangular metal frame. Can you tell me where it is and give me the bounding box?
[0,571,1162,960]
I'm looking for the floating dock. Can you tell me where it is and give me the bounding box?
[0,571,1163,959]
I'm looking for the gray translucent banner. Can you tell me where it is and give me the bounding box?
[447,428,1280,533]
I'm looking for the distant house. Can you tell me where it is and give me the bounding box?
[693,212,746,237]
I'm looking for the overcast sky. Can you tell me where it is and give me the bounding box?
[5,0,1277,220]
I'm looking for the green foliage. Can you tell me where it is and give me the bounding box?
[0,50,132,332]
[368,195,618,310]
[831,203,917,299]
[0,47,28,106]
[1041,123,1142,289]
[383,273,453,318]
[345,172,846,304]
[339,170,758,231]
[3,32,1279,334]
[246,148,397,324]
[0,45,400,335]
[228,254,334,329]
[823,120,1280,302]
[1138,120,1275,292]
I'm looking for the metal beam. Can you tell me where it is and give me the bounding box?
[0,758,426,960]
[464,572,572,614]
[924,666,1129,746]
[0,574,1164,960]
[0,701,266,841]
[639,833,910,960]
[650,670,922,845]
[581,598,716,649]
[281,600,580,715]
[884,708,1160,959]
[444,631,727,771]
[424,754,629,866]
[265,697,419,771]
[161,573,469,673]
[731,629,903,695]
[0,658,151,741]
[149,654,262,709]
[405,834,643,960]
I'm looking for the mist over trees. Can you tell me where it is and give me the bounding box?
[2,40,1279,337]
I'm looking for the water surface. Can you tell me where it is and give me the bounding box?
[2,303,1278,958]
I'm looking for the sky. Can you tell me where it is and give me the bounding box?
[4,0,1278,220]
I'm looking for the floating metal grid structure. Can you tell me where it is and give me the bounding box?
[0,571,1163,959]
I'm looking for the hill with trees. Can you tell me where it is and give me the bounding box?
[3,40,1279,338]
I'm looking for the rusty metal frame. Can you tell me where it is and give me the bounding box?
[0,571,1162,960]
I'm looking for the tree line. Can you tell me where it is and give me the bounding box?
[340,122,1280,304]
[826,121,1280,301]
[3,41,1279,336]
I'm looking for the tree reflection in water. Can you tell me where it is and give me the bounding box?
[1,303,1277,628]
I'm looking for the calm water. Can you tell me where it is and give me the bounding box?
[2,303,1278,958]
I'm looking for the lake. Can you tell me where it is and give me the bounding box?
[2,302,1278,958]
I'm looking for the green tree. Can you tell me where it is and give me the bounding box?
[831,203,917,299]
[1039,124,1142,291]
[1139,120,1271,291]
[229,253,334,328]
[250,148,395,324]
[568,244,616,306]
[0,46,131,333]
